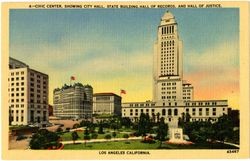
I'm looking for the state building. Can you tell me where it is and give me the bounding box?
[122,11,228,127]
[8,57,49,127]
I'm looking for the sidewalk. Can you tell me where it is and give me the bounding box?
[61,136,142,145]
[215,140,239,148]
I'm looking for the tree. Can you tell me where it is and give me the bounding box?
[178,112,191,128]
[112,132,117,139]
[73,123,80,129]
[104,134,112,141]
[123,134,129,140]
[121,117,132,128]
[71,131,79,144]
[137,113,151,137]
[156,112,160,123]
[83,128,91,146]
[29,129,60,149]
[151,113,156,124]
[56,127,63,133]
[214,114,234,143]
[91,133,98,139]
[98,121,105,134]
[156,117,168,148]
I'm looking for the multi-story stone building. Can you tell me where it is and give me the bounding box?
[8,57,49,127]
[122,11,228,126]
[53,83,93,119]
[93,93,121,115]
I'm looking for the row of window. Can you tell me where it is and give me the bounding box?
[10,104,25,108]
[162,91,176,95]
[125,108,224,117]
[10,82,25,86]
[11,99,25,103]
[161,40,175,46]
[8,77,25,81]
[186,102,217,106]
[129,103,153,107]
[162,87,176,90]
[9,87,25,92]
[10,93,25,97]
[162,96,176,99]
[162,82,176,86]
[161,26,175,35]
[10,71,25,76]
[186,108,217,116]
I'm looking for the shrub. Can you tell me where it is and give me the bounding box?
[112,132,117,138]
[56,127,63,133]
[104,134,112,140]
[29,129,60,149]
[91,133,98,139]
[73,123,80,129]
[123,134,129,139]
[16,135,27,141]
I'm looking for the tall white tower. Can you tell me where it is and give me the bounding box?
[153,11,183,103]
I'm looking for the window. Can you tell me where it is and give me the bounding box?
[212,108,216,116]
[162,109,166,116]
[186,108,189,113]
[16,77,19,81]
[43,111,47,121]
[174,109,178,116]
[206,108,209,116]
[199,108,202,116]
[21,77,24,80]
[192,108,196,116]
[168,109,172,116]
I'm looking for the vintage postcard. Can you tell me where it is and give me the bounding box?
[1,1,250,160]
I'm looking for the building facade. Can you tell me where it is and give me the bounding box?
[8,57,49,127]
[122,11,228,126]
[53,83,93,119]
[93,93,122,115]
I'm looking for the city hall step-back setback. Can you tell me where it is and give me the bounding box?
[8,11,228,127]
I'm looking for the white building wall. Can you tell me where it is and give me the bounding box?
[8,65,49,126]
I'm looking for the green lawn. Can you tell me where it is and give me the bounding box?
[60,131,132,141]
[63,140,239,150]
[63,140,160,150]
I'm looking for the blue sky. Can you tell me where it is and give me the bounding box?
[9,8,239,108]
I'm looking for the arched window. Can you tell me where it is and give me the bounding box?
[174,109,178,116]
[168,109,172,116]
[162,109,166,116]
